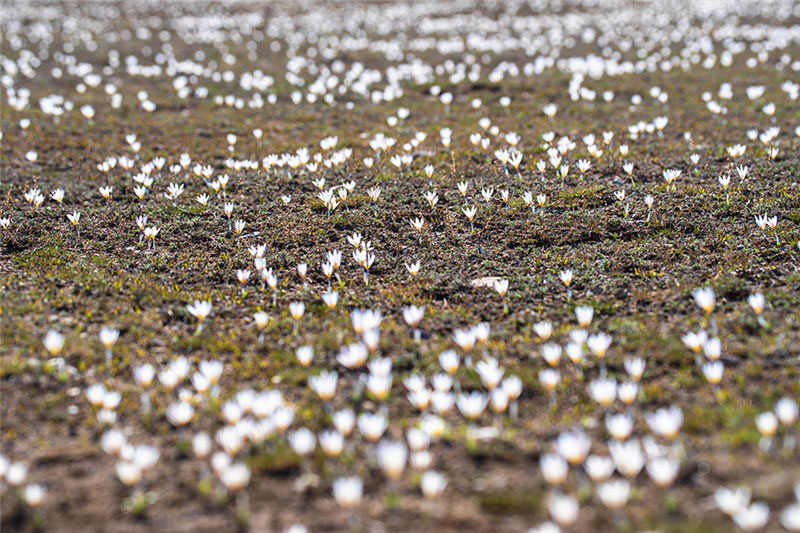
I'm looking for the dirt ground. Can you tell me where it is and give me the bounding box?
[1,1,800,532]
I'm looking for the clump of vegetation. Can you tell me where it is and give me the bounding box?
[2,0,800,531]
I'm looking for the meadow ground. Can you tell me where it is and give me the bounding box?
[1,1,800,532]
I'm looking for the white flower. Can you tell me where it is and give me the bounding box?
[406,261,421,277]
[236,269,251,285]
[131,445,159,471]
[197,360,223,385]
[623,357,645,380]
[333,476,362,509]
[606,413,634,440]
[452,329,476,351]
[216,426,244,455]
[419,415,446,438]
[475,358,504,389]
[6,462,28,486]
[502,375,522,400]
[490,388,509,413]
[337,343,368,369]
[23,484,46,507]
[618,384,637,406]
[553,430,590,465]
[734,502,770,531]
[534,321,553,341]
[192,372,211,394]
[357,412,388,442]
[423,190,439,208]
[376,440,407,479]
[166,401,194,427]
[100,410,120,428]
[597,479,631,510]
[288,428,316,456]
[350,309,382,334]
[662,168,681,185]
[692,287,716,314]
[289,302,305,320]
[333,409,356,436]
[192,433,212,458]
[590,378,617,406]
[542,343,561,367]
[609,439,644,478]
[565,342,584,364]
[273,406,295,433]
[116,462,142,486]
[133,364,155,387]
[403,305,425,327]
[143,226,160,242]
[321,291,338,309]
[585,455,615,482]
[85,383,107,407]
[456,391,488,420]
[776,397,799,425]
[702,361,724,384]
[439,350,459,373]
[421,470,447,499]
[780,503,800,532]
[102,390,121,410]
[406,428,431,452]
[169,357,190,380]
[187,300,212,321]
[715,486,752,516]
[159,368,179,389]
[211,452,231,475]
[574,306,593,327]
[319,430,345,457]
[493,278,509,297]
[409,390,432,411]
[101,429,126,455]
[540,453,568,486]
[645,406,683,439]
[296,345,314,367]
[403,374,426,394]
[587,332,612,358]
[309,371,338,401]
[703,337,721,360]
[539,369,560,391]
[221,463,250,491]
[529,522,561,533]
[547,492,579,527]
[43,329,64,356]
[755,411,778,437]
[682,330,708,352]
[462,205,477,221]
[646,457,680,487]
[747,293,765,315]
[99,327,119,348]
[409,450,431,470]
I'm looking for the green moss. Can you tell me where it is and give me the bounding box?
[478,487,542,513]
[247,440,301,474]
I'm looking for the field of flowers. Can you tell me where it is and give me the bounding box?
[1,0,799,531]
